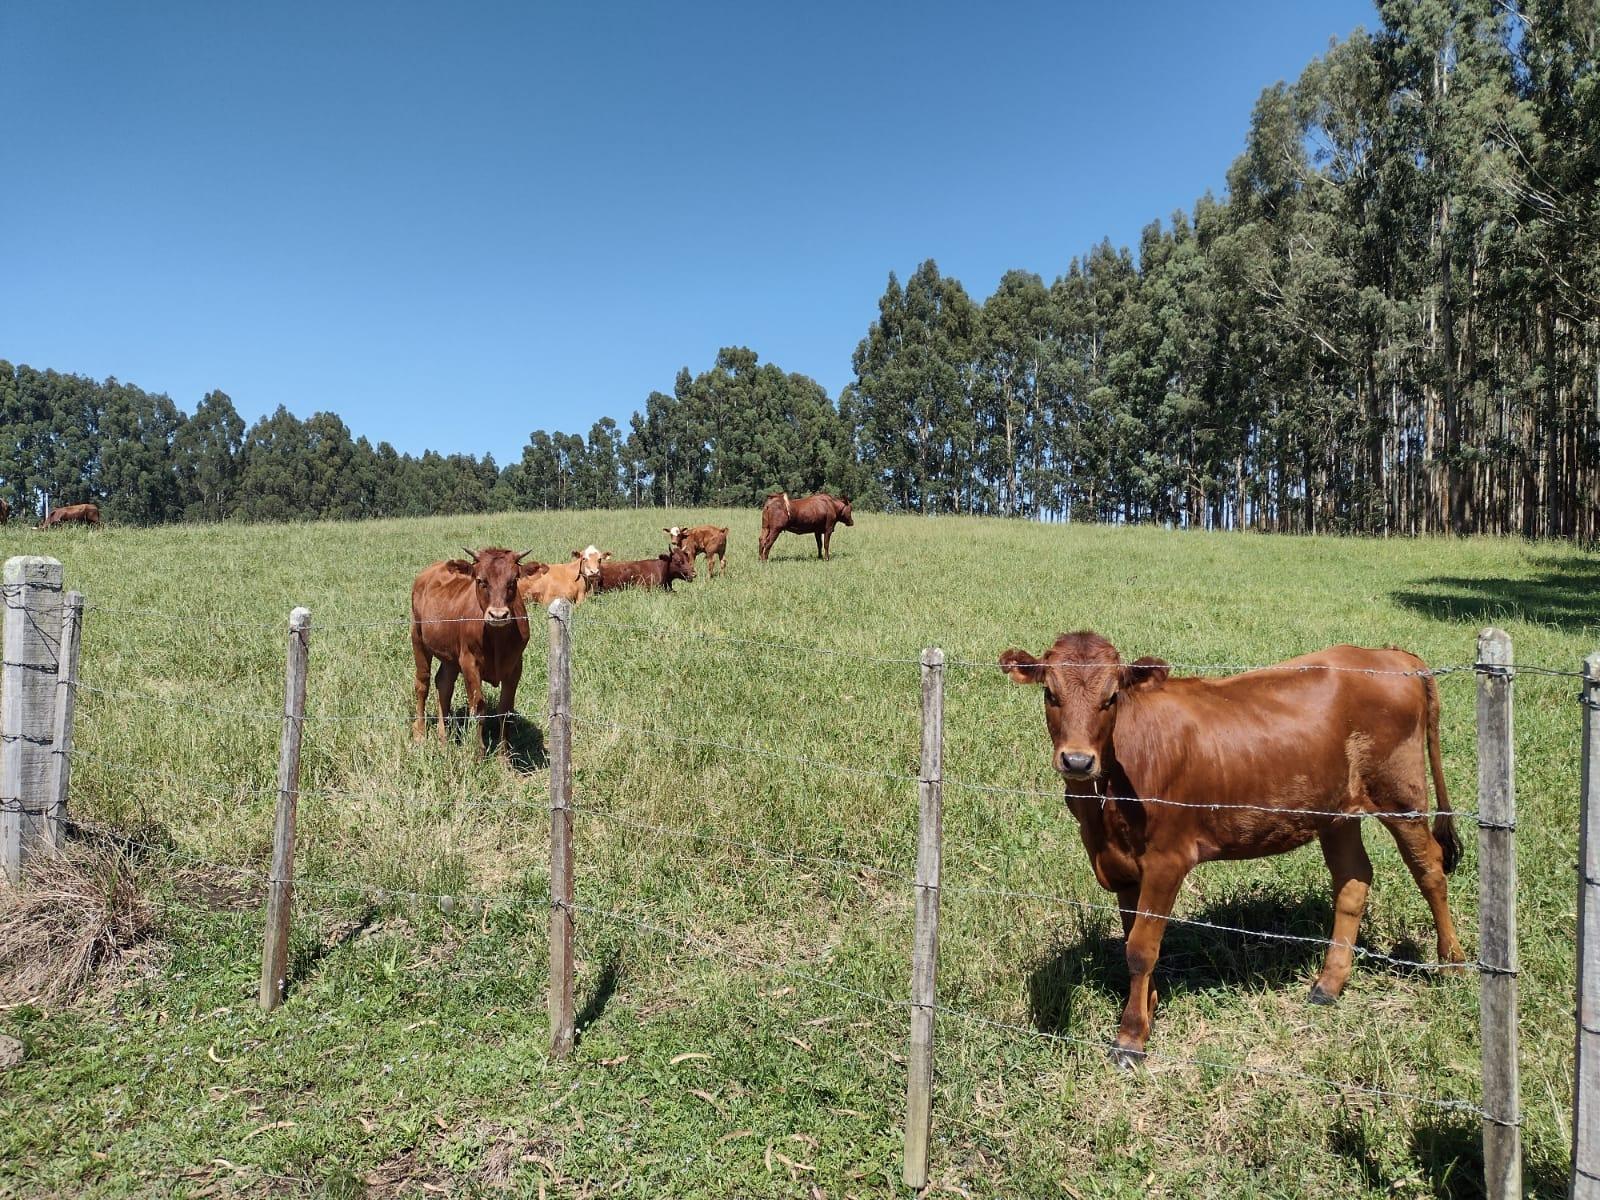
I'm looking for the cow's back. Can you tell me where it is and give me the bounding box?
[412,562,478,658]
[1113,645,1433,816]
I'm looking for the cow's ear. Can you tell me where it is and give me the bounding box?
[999,649,1045,685]
[1121,656,1170,691]
[601,551,613,561]
[519,560,548,578]
[445,558,474,575]
[570,549,583,559]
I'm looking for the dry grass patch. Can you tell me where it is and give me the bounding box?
[0,842,159,1005]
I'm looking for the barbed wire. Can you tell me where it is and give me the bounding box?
[572,713,918,783]
[941,776,1484,825]
[566,896,1495,1121]
[936,878,1483,974]
[571,802,914,884]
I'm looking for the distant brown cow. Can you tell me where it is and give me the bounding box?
[665,525,728,577]
[0,498,9,526]
[999,631,1464,1065]
[757,491,852,562]
[411,547,544,753]
[520,545,609,608]
[596,546,696,592]
[36,503,100,530]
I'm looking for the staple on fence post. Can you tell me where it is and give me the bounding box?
[259,606,311,1012]
[2,556,64,884]
[904,646,944,1191]
[548,597,576,1058]
[1476,628,1522,1200]
[47,591,84,853]
[1572,651,1600,1199]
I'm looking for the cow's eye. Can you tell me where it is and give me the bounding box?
[1043,689,1058,706]
[1100,693,1118,710]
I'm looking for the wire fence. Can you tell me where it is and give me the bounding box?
[10,580,1572,1192]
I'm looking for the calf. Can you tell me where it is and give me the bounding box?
[411,547,543,753]
[36,502,100,530]
[757,491,851,561]
[522,545,609,608]
[665,525,729,577]
[596,546,696,592]
[999,630,1464,1065]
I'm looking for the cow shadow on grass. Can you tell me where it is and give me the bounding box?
[433,707,547,773]
[1392,554,1600,633]
[1331,1115,1564,1199]
[1025,886,1437,1037]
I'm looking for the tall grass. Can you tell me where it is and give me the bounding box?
[1,511,1593,1196]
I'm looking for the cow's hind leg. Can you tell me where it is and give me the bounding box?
[814,530,824,558]
[411,638,432,742]
[434,662,459,743]
[1112,858,1185,1067]
[1380,811,1467,969]
[1310,821,1373,1004]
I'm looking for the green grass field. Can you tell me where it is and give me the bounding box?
[1,511,1596,1198]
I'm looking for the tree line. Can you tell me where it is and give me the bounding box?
[4,1,1596,537]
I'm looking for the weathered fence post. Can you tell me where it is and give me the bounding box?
[1572,652,1600,1199]
[2,556,64,884]
[904,646,944,1190]
[1476,628,1521,1200]
[259,606,311,1011]
[548,597,576,1058]
[48,591,84,852]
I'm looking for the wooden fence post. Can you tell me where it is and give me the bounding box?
[1572,652,1600,1199]
[548,597,576,1058]
[259,607,311,1011]
[48,591,84,852]
[2,556,64,884]
[1476,628,1522,1200]
[904,646,944,1190]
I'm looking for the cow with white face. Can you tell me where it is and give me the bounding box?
[519,544,610,608]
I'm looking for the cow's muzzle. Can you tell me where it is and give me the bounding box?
[485,607,513,626]
[1056,750,1098,779]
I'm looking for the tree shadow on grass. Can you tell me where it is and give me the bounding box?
[1330,1114,1565,1199]
[1026,886,1441,1038]
[1392,554,1600,633]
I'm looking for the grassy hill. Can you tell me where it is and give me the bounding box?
[1,509,1595,1197]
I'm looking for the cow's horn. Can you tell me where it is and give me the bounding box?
[461,547,478,563]
[515,549,536,562]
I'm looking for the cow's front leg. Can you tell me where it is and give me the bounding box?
[1112,859,1185,1068]
[434,662,459,743]
[822,525,833,559]
[459,661,489,750]
[495,674,520,760]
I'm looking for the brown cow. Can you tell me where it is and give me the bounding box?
[521,545,609,608]
[411,547,544,753]
[0,498,9,526]
[999,631,1465,1066]
[36,503,100,530]
[665,525,729,577]
[596,546,695,592]
[757,491,852,561]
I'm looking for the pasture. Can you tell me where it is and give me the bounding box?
[0,510,1594,1198]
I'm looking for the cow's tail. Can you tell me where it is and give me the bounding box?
[1423,670,1461,874]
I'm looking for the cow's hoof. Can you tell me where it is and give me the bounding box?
[1108,1042,1146,1072]
[1308,983,1338,1006]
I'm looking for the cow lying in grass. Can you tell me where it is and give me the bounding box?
[999,630,1465,1066]
[521,545,609,608]
[665,525,728,577]
[411,547,543,753]
[596,546,696,592]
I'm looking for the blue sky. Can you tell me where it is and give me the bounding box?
[1,1,1374,460]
